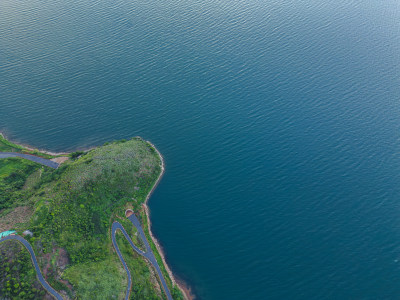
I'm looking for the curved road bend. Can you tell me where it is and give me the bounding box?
[111,222,132,300]
[112,218,173,300]
[0,236,63,300]
[0,152,59,169]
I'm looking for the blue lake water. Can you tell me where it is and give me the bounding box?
[1,0,400,299]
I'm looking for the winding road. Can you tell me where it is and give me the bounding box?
[0,236,63,300]
[112,214,173,300]
[0,152,59,169]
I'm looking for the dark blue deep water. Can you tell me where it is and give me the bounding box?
[1,0,400,299]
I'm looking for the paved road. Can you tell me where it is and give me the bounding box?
[0,152,59,169]
[112,216,173,300]
[0,235,63,300]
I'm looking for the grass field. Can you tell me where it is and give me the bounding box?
[0,158,43,213]
[0,158,40,179]
[63,253,127,299]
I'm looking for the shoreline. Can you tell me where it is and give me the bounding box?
[0,131,69,156]
[1,132,194,299]
[144,140,194,300]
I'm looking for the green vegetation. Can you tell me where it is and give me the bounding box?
[0,158,43,211]
[115,215,146,252]
[0,135,22,152]
[0,240,50,299]
[115,230,163,299]
[63,256,126,299]
[70,151,85,160]
[0,137,183,299]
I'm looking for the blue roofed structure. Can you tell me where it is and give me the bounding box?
[0,230,16,239]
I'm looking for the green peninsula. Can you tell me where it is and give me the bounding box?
[0,135,184,299]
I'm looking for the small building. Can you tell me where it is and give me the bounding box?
[0,230,16,239]
[23,230,33,237]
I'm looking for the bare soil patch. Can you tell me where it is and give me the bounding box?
[0,206,32,232]
[51,156,69,164]
[125,209,134,217]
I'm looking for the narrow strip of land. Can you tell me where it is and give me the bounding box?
[0,236,63,300]
[112,214,173,300]
[0,152,59,169]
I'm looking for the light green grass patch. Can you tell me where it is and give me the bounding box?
[0,158,39,179]
[23,169,42,190]
[63,256,127,300]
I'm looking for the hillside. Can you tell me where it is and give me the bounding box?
[0,137,183,299]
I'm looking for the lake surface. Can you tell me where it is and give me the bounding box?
[1,0,400,299]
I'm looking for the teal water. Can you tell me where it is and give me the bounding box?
[1,0,400,299]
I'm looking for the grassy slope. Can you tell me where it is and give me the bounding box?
[0,158,41,180]
[0,137,183,299]
[0,158,43,214]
